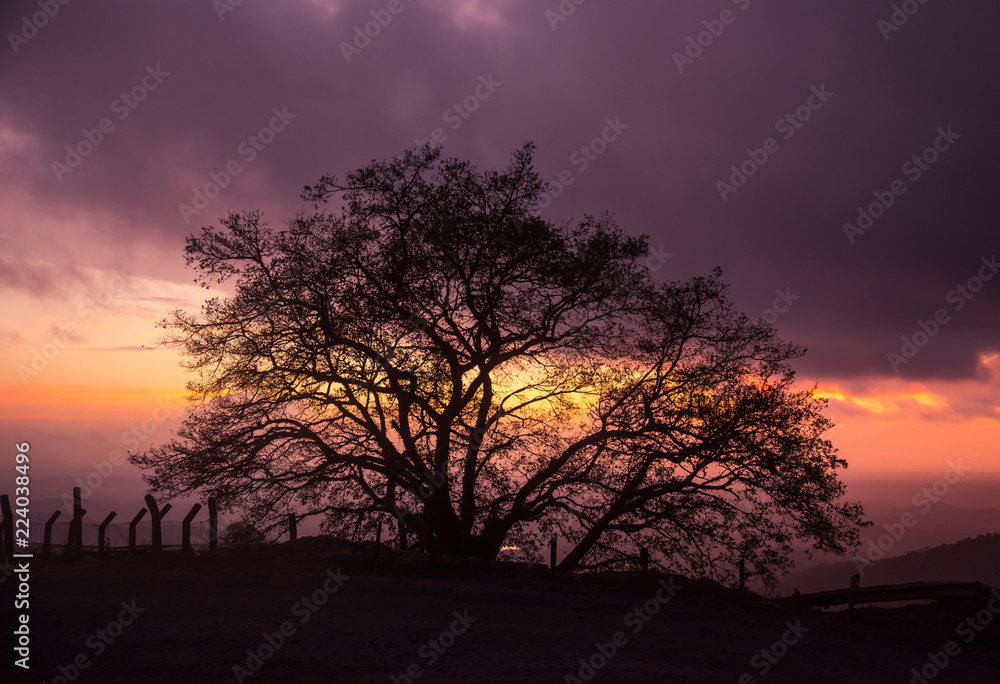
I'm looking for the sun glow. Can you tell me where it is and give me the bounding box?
[812,386,949,415]
[0,381,188,421]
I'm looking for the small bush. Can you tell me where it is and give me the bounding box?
[222,519,267,546]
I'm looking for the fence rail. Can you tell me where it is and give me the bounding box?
[0,489,222,555]
[5,493,995,609]
[783,579,999,609]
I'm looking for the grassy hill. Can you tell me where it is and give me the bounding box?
[3,536,1000,683]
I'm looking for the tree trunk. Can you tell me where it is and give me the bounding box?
[556,506,623,573]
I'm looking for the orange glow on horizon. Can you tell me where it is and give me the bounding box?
[2,370,997,479]
[804,379,1000,475]
[0,381,188,421]
[812,386,949,415]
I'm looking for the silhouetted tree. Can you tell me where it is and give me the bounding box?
[132,143,867,587]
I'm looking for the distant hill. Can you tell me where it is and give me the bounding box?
[780,501,999,578]
[853,501,1000,555]
[782,533,1000,595]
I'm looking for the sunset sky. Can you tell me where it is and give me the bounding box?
[1,0,998,522]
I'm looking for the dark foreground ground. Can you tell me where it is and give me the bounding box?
[4,538,1000,684]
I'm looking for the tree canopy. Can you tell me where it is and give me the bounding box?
[132,143,867,588]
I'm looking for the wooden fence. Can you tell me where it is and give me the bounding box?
[6,499,992,611]
[0,488,226,555]
[784,576,999,610]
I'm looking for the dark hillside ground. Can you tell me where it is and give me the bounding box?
[4,537,1000,683]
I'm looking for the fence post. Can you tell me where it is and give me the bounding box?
[288,513,297,542]
[129,508,148,552]
[43,510,61,554]
[640,547,649,591]
[549,536,558,578]
[144,494,172,552]
[182,503,202,551]
[98,512,117,554]
[739,558,747,604]
[208,497,218,551]
[848,573,861,622]
[0,495,13,557]
[68,487,86,552]
[397,514,408,550]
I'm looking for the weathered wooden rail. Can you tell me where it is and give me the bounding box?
[784,580,999,608]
